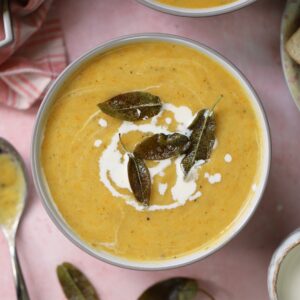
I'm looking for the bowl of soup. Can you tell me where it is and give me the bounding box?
[137,0,256,17]
[32,33,271,270]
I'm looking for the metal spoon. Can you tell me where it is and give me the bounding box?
[0,137,30,300]
[0,0,14,49]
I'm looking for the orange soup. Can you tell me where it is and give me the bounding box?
[41,41,262,261]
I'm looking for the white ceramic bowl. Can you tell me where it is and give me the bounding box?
[280,0,300,111]
[268,229,300,300]
[137,0,256,17]
[31,33,271,270]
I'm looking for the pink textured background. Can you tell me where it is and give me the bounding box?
[1,0,300,299]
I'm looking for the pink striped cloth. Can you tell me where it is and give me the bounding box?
[0,0,67,109]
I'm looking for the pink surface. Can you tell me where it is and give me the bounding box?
[0,0,299,299]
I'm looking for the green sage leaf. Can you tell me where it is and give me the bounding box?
[119,134,151,206]
[98,92,162,121]
[128,154,151,206]
[181,109,216,176]
[134,133,190,160]
[57,262,99,300]
[138,277,198,300]
[181,96,222,176]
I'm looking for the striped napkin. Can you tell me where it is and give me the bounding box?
[0,0,67,109]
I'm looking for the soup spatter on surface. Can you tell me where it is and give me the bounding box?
[41,41,262,261]
[156,0,236,9]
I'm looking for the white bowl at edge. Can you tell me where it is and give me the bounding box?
[137,0,256,17]
[268,229,300,300]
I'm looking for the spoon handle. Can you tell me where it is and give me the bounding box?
[8,239,30,300]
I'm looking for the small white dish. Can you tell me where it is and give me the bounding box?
[268,229,300,300]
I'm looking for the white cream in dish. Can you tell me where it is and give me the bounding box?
[276,244,300,300]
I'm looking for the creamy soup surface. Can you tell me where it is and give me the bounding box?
[41,41,263,261]
[156,0,236,9]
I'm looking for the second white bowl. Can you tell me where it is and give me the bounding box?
[137,0,256,17]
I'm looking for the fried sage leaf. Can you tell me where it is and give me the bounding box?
[98,92,162,121]
[119,134,151,205]
[138,277,198,300]
[128,154,151,206]
[181,109,216,176]
[57,262,99,300]
[181,96,222,176]
[134,133,190,160]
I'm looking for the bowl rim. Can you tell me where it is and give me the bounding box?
[136,0,256,17]
[268,229,300,300]
[31,33,271,271]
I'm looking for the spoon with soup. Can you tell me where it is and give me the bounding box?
[0,137,30,299]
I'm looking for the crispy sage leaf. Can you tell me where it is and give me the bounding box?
[128,155,151,206]
[119,134,151,205]
[98,92,162,121]
[181,96,222,176]
[138,277,198,300]
[181,109,216,176]
[134,133,190,160]
[57,262,99,300]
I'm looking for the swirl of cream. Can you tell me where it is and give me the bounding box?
[98,104,202,211]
